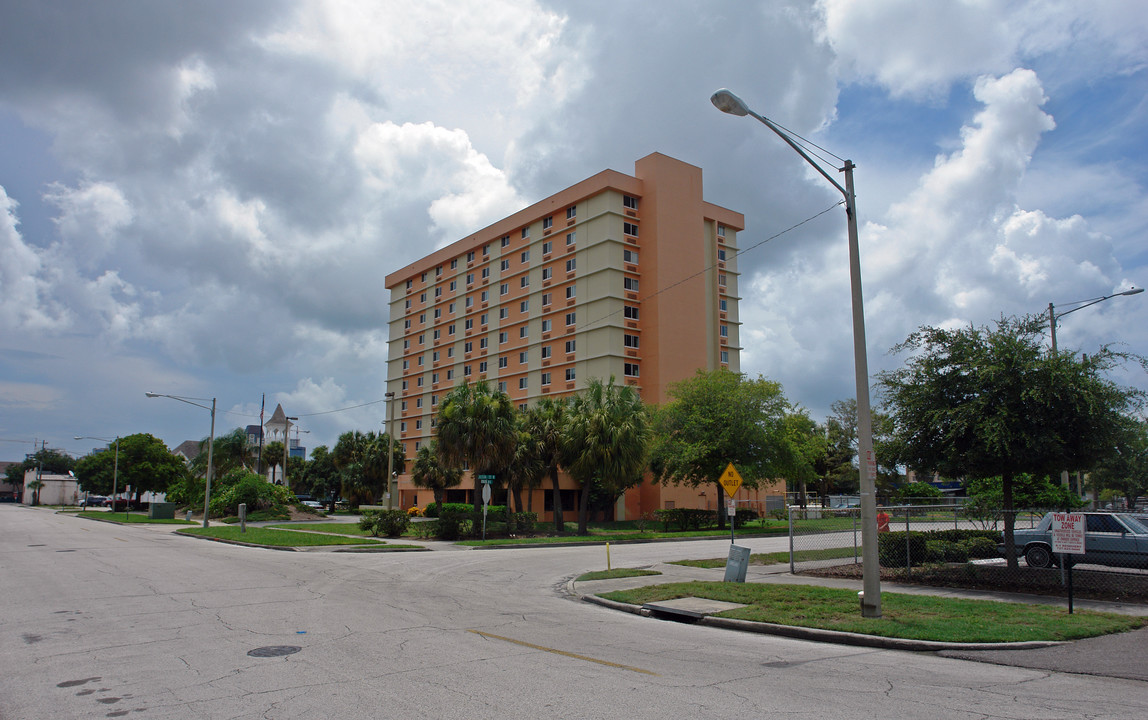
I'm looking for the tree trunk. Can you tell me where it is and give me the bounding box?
[549,464,564,533]
[715,480,726,530]
[433,488,443,508]
[577,480,591,536]
[1002,472,1018,571]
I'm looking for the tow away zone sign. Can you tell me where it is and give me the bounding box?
[1051,512,1085,555]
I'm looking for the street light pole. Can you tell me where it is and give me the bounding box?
[147,392,216,528]
[74,435,119,514]
[1049,288,1142,354]
[711,88,882,618]
[385,391,395,510]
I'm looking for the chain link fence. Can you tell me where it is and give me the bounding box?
[789,504,1148,604]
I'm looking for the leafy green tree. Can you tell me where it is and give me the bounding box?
[435,380,518,514]
[1084,416,1148,510]
[25,448,76,474]
[521,397,570,532]
[891,480,944,504]
[73,434,188,504]
[504,412,547,517]
[782,409,827,507]
[332,430,404,507]
[650,369,793,529]
[878,315,1138,569]
[304,445,340,508]
[562,377,651,535]
[188,428,253,479]
[411,440,462,508]
[26,478,44,505]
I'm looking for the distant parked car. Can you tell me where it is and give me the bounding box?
[302,500,323,509]
[82,496,110,508]
[1000,512,1148,569]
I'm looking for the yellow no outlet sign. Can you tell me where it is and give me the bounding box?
[719,463,744,498]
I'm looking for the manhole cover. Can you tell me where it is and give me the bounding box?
[247,646,301,658]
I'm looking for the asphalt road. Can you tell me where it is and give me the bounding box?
[2,505,1145,719]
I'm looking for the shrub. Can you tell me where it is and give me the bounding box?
[422,502,472,519]
[406,506,423,517]
[210,472,292,516]
[878,530,930,567]
[359,509,410,538]
[434,505,472,540]
[653,508,717,532]
[960,536,999,559]
[927,540,969,563]
[513,511,537,534]
[732,508,758,529]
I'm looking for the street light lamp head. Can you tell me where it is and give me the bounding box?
[710,88,750,117]
[1119,287,1144,296]
[145,392,160,398]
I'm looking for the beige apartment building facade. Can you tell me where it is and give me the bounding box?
[384,152,780,522]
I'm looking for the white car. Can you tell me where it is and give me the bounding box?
[302,500,323,509]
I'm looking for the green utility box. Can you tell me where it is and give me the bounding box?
[149,502,176,520]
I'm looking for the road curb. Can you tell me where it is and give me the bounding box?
[571,584,1065,652]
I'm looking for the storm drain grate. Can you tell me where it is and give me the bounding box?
[247,646,301,658]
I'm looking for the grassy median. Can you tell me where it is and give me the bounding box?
[178,526,387,547]
[599,581,1146,643]
[76,511,195,524]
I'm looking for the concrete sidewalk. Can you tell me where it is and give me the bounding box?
[571,560,1148,681]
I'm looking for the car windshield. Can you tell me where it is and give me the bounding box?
[1119,514,1148,534]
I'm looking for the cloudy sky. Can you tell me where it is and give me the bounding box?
[2,0,1146,461]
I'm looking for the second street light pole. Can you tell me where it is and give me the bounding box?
[385,391,395,511]
[712,88,881,618]
[147,392,216,528]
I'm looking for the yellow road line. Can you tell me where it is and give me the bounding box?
[467,630,658,676]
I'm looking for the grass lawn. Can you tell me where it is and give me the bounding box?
[599,581,1146,643]
[577,569,662,582]
[77,511,195,524]
[178,526,386,547]
[671,546,860,569]
[267,522,373,537]
[459,524,789,546]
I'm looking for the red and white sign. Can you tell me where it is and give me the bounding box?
[1051,512,1085,555]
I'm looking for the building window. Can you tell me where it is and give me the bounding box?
[521,227,529,239]
[500,283,509,296]
[479,337,488,349]
[415,418,423,430]
[624,363,639,377]
[449,280,457,291]
[448,323,456,335]
[417,355,424,366]
[405,299,411,309]
[721,350,729,364]
[401,421,407,433]
[432,350,439,361]
[401,380,408,390]
[481,267,490,279]
[566,285,576,299]
[565,312,576,326]
[419,292,427,303]
[543,216,553,230]
[624,277,639,292]
[541,345,551,359]
[520,250,530,263]
[566,232,576,246]
[565,339,576,353]
[479,361,488,373]
[624,334,639,349]
[518,350,528,364]
[720,325,729,338]
[465,341,473,352]
[520,300,529,313]
[466,297,474,309]
[402,359,409,370]
[483,244,490,256]
[718,224,727,237]
[542,267,552,281]
[448,302,455,313]
[481,290,489,302]
[519,326,528,338]
[431,373,439,384]
[565,258,576,273]
[542,240,552,255]
[541,319,552,332]
[447,347,454,358]
[566,205,576,220]
[435,266,442,277]
[480,313,488,325]
[500,307,509,320]
[433,308,441,319]
[541,372,551,386]
[519,377,528,390]
[466,272,474,284]
[419,313,425,323]
[498,356,508,369]
[498,381,507,392]
[542,292,552,306]
[465,318,474,330]
[434,287,442,298]
[499,331,508,344]
[623,195,638,210]
[565,368,576,381]
[464,364,472,376]
[404,319,411,329]
[416,397,423,407]
[467,251,475,262]
[718,274,727,286]
[451,259,458,269]
[500,259,511,271]
[624,248,638,264]
[624,222,639,237]
[401,400,408,411]
[501,235,511,248]
[719,299,727,312]
[406,279,413,289]
[403,339,409,350]
[717,249,726,261]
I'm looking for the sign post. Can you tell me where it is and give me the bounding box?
[719,463,744,544]
[479,475,494,540]
[1051,512,1085,614]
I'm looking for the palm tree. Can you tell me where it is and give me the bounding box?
[190,428,253,478]
[263,441,285,484]
[522,397,570,533]
[332,430,404,507]
[410,440,462,508]
[503,412,547,521]
[561,377,652,535]
[435,379,518,514]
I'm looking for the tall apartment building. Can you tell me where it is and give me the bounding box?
[384,152,765,521]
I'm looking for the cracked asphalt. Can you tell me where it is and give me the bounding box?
[3,505,1145,719]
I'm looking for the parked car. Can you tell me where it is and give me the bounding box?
[81,495,109,508]
[1000,512,1148,569]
